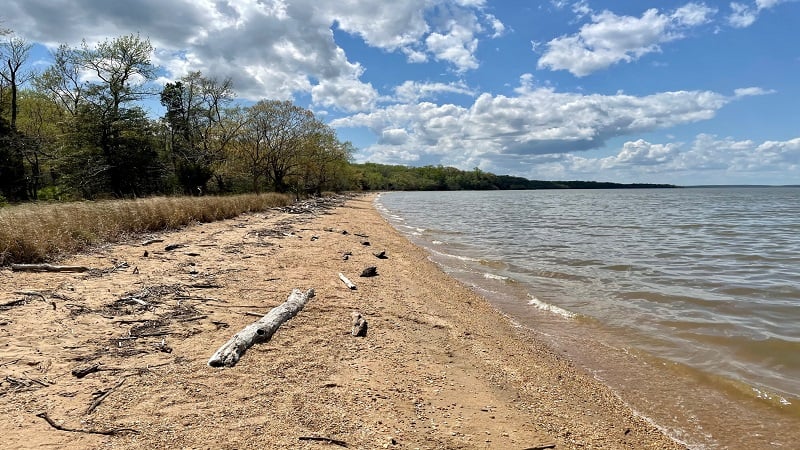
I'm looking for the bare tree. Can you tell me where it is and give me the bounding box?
[0,35,34,130]
[33,44,85,117]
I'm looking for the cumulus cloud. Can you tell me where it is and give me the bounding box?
[734,86,777,97]
[4,0,502,111]
[392,80,476,103]
[510,134,799,184]
[537,3,716,76]
[332,76,750,167]
[727,0,789,28]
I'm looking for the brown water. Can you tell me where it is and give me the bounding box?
[377,188,800,449]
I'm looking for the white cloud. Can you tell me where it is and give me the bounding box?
[425,25,480,72]
[4,0,502,111]
[522,134,800,184]
[538,3,716,76]
[393,80,476,103]
[333,76,742,167]
[728,2,758,27]
[727,0,789,28]
[734,86,777,97]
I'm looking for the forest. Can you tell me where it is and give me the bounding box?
[0,33,674,205]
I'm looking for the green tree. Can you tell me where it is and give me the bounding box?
[160,72,240,194]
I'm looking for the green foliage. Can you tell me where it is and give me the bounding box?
[351,163,675,191]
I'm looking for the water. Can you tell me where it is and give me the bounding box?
[375,188,800,449]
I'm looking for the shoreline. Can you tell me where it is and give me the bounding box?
[1,194,682,449]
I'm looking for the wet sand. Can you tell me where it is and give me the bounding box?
[0,194,682,449]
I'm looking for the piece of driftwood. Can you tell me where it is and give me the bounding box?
[523,444,556,450]
[36,412,138,436]
[71,363,101,379]
[338,273,357,290]
[351,312,368,337]
[13,291,47,300]
[86,377,126,414]
[11,264,92,273]
[298,436,348,447]
[360,266,378,277]
[164,243,184,251]
[0,298,27,308]
[140,238,164,246]
[208,288,315,367]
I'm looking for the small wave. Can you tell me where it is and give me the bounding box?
[428,248,482,263]
[483,273,509,281]
[431,240,443,245]
[527,294,576,319]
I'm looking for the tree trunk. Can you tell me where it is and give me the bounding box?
[208,288,315,367]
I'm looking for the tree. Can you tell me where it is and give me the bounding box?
[37,34,162,198]
[0,114,26,201]
[160,72,241,194]
[13,90,64,199]
[33,43,85,117]
[238,100,326,193]
[0,36,34,130]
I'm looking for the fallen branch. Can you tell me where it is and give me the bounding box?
[350,312,368,337]
[0,298,27,308]
[208,288,315,368]
[11,264,92,273]
[71,363,101,379]
[523,444,556,450]
[36,412,138,436]
[338,273,356,290]
[298,436,348,447]
[13,291,47,300]
[87,377,126,414]
[140,238,164,246]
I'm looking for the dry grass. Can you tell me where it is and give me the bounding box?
[0,193,292,265]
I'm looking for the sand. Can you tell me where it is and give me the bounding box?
[0,194,683,449]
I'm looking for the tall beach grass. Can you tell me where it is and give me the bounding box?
[0,193,293,265]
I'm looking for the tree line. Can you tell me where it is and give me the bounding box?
[0,32,674,204]
[0,32,355,202]
[350,163,675,191]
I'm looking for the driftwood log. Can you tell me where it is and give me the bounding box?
[351,312,368,337]
[11,264,92,273]
[338,273,356,290]
[208,288,315,367]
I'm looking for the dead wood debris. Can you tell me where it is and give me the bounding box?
[36,412,138,436]
[11,264,93,273]
[86,377,126,414]
[523,444,557,450]
[350,312,368,337]
[338,273,356,290]
[298,436,349,447]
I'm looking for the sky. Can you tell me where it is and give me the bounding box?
[3,0,799,185]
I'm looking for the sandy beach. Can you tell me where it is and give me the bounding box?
[0,194,683,449]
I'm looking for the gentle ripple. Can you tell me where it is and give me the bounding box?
[377,187,800,448]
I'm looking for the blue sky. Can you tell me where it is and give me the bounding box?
[3,0,799,185]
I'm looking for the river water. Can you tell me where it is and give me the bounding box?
[375,188,800,449]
